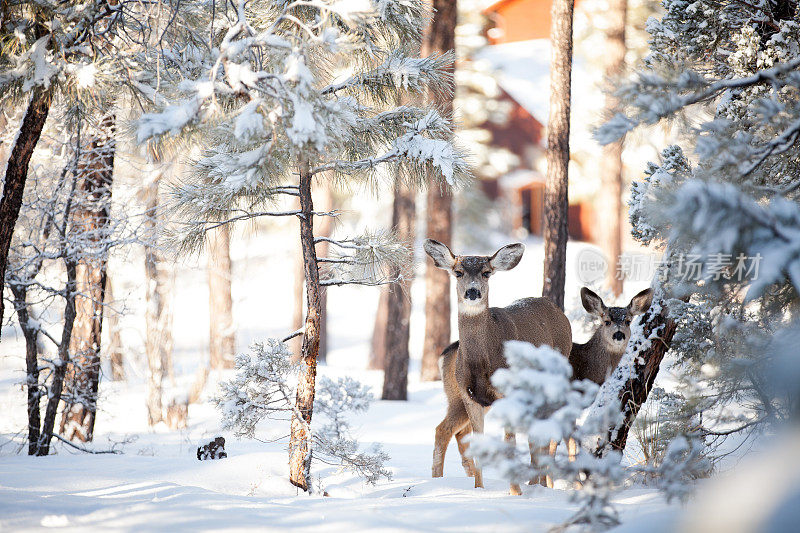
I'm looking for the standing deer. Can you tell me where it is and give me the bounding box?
[570,287,654,384]
[425,239,572,495]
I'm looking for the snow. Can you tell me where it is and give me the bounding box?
[2,35,58,91]
[73,63,97,89]
[394,111,460,185]
[0,230,672,531]
[137,97,202,143]
[287,96,325,149]
[234,99,265,141]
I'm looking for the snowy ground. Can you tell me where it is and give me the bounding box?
[0,226,671,531]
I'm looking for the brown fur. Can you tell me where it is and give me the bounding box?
[425,240,572,494]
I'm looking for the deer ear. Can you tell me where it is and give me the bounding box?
[580,287,605,315]
[424,239,455,270]
[490,243,525,271]
[628,288,654,315]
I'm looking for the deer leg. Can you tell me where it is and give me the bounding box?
[505,431,523,495]
[454,424,476,477]
[433,399,469,478]
[529,440,557,488]
[568,437,578,462]
[463,399,485,489]
[547,440,558,488]
[567,437,584,489]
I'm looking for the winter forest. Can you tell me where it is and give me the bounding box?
[2,0,800,530]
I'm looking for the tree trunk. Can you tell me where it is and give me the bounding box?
[10,284,42,455]
[289,161,322,492]
[597,302,677,455]
[0,85,52,337]
[104,277,125,381]
[421,0,457,382]
[542,0,574,311]
[38,259,78,455]
[382,180,416,400]
[208,224,235,369]
[600,0,627,297]
[60,115,115,442]
[142,156,174,426]
[369,288,389,370]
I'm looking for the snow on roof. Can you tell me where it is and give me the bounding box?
[475,39,592,125]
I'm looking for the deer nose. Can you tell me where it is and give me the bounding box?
[612,331,625,341]
[464,288,481,300]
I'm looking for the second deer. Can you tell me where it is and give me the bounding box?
[570,287,653,384]
[425,239,572,495]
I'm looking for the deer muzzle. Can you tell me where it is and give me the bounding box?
[464,288,481,301]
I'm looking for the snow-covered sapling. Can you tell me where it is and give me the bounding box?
[468,341,629,530]
[216,340,390,488]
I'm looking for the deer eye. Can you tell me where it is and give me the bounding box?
[625,319,631,326]
[481,271,491,278]
[605,320,611,326]
[454,271,464,278]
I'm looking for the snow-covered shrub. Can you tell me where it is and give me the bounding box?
[216,340,390,487]
[468,341,628,530]
[630,388,687,474]
[314,376,391,485]
[654,434,710,503]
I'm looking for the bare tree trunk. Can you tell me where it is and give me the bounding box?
[542,0,574,311]
[104,277,125,381]
[289,161,322,492]
[596,302,677,454]
[10,284,42,455]
[421,0,457,382]
[369,288,389,370]
[208,225,235,369]
[600,0,627,297]
[60,115,115,442]
[38,259,77,455]
[0,85,52,337]
[382,180,416,400]
[141,156,174,426]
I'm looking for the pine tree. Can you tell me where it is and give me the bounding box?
[421,0,458,382]
[599,0,627,297]
[59,113,116,442]
[138,0,468,490]
[596,0,800,457]
[208,224,235,369]
[542,0,575,311]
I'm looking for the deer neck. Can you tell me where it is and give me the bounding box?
[457,306,492,362]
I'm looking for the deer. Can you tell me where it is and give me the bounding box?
[425,239,573,495]
[570,287,654,385]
